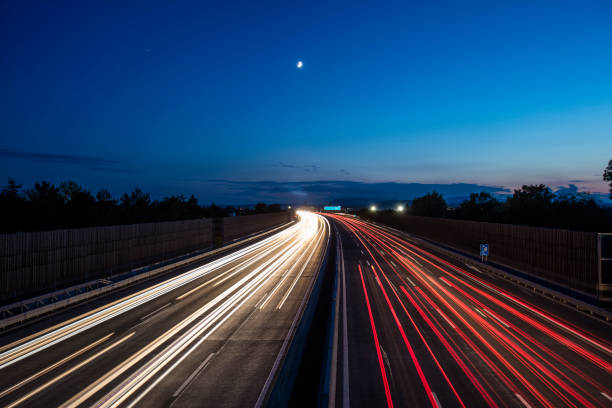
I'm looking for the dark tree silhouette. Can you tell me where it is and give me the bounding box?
[0,179,285,233]
[455,192,501,221]
[604,158,612,199]
[0,178,26,232]
[410,191,447,217]
[505,184,555,226]
[254,202,268,213]
[26,181,65,231]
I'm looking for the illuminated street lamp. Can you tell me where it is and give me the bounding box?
[370,205,377,212]
[396,205,404,212]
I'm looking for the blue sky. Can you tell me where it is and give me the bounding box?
[1,1,611,203]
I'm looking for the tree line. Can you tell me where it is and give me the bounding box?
[360,185,612,232]
[0,179,284,233]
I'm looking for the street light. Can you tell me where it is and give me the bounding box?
[396,205,404,212]
[370,205,377,212]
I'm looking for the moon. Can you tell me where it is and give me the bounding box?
[296,60,303,69]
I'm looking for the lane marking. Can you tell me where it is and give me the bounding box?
[439,277,453,287]
[474,308,487,319]
[171,353,215,398]
[276,232,323,309]
[140,303,171,321]
[390,261,397,267]
[436,308,456,329]
[254,292,269,309]
[0,332,114,399]
[432,391,442,408]
[6,332,134,408]
[405,276,416,287]
[601,392,612,402]
[515,393,533,408]
[259,265,297,309]
[484,309,510,328]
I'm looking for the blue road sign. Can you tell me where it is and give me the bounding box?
[324,206,341,211]
[480,244,489,257]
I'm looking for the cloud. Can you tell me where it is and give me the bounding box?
[339,169,351,175]
[207,179,510,205]
[89,167,137,174]
[276,162,319,173]
[0,148,118,166]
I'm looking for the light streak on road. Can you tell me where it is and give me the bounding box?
[327,214,612,408]
[0,211,328,407]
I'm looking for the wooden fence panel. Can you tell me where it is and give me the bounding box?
[0,218,213,303]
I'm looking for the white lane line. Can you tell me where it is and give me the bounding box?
[439,277,453,287]
[366,260,371,266]
[259,267,294,309]
[484,309,510,328]
[175,239,281,300]
[474,307,487,319]
[432,391,442,408]
[601,392,612,402]
[254,293,269,309]
[276,230,324,309]
[405,276,416,287]
[6,332,134,408]
[172,353,215,398]
[360,250,365,255]
[140,303,171,321]
[436,308,456,329]
[515,393,533,408]
[404,253,422,267]
[0,332,114,399]
[390,261,397,267]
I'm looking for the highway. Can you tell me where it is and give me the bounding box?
[326,214,612,408]
[0,211,329,408]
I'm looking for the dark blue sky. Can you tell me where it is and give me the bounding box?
[1,1,611,204]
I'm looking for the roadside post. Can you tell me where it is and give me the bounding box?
[480,243,489,263]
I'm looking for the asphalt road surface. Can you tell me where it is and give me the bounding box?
[326,214,612,408]
[0,211,329,408]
